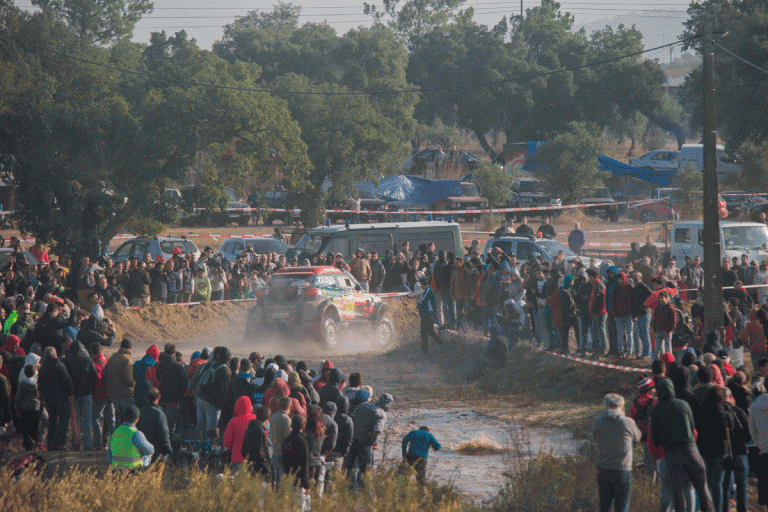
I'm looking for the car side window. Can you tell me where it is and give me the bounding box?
[134,241,150,256]
[674,228,690,244]
[234,241,245,253]
[314,275,337,288]
[516,242,536,261]
[221,241,231,253]
[491,241,512,254]
[114,242,134,258]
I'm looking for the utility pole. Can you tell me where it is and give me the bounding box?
[521,0,524,18]
[702,27,723,345]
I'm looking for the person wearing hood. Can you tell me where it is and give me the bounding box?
[329,395,353,472]
[319,368,343,408]
[263,377,306,417]
[1,333,25,356]
[221,359,258,430]
[224,395,257,472]
[64,338,98,450]
[611,272,634,357]
[15,362,40,450]
[416,276,444,355]
[190,346,232,430]
[349,387,371,417]
[38,346,73,451]
[591,393,641,512]
[313,360,335,393]
[286,372,309,413]
[133,344,160,410]
[650,378,715,512]
[152,343,188,437]
[347,393,393,488]
[241,405,272,480]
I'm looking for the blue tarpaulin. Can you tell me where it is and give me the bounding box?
[597,155,677,186]
[357,175,467,206]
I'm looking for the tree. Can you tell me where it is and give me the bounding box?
[363,0,468,46]
[681,0,768,151]
[32,0,153,45]
[671,164,703,219]
[472,162,510,206]
[0,8,310,260]
[737,141,768,192]
[527,122,603,203]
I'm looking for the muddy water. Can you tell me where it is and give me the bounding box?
[380,408,584,503]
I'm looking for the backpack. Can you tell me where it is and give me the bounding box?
[633,396,654,442]
[281,433,300,463]
[198,362,219,396]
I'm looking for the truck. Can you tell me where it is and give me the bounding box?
[669,220,768,264]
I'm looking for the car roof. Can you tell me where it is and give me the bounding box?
[275,265,344,275]
[308,220,458,234]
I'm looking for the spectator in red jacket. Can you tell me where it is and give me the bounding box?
[653,291,676,359]
[224,395,257,472]
[313,360,334,393]
[630,375,659,482]
[263,378,306,417]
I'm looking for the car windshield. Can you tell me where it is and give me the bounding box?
[518,181,540,193]
[246,238,290,254]
[461,183,479,196]
[225,188,237,202]
[293,233,325,254]
[535,239,577,258]
[270,273,314,286]
[583,188,611,199]
[722,225,768,251]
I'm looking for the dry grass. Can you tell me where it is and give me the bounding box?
[456,437,506,455]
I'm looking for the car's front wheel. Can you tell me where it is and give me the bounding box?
[373,317,394,347]
[320,314,338,347]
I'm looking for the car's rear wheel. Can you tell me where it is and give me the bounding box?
[373,317,394,347]
[641,210,657,223]
[320,314,338,347]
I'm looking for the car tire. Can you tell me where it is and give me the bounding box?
[373,317,394,347]
[320,313,338,347]
[640,210,657,223]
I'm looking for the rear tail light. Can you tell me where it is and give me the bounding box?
[303,287,320,297]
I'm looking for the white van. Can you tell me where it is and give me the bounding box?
[670,220,768,264]
[679,144,743,179]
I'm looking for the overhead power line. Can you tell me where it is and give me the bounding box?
[0,31,702,97]
[712,41,768,76]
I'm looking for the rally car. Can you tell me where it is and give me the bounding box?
[244,266,394,347]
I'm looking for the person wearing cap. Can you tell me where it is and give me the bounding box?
[630,375,659,481]
[592,393,642,512]
[108,405,154,469]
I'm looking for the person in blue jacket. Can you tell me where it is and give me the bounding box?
[402,426,441,485]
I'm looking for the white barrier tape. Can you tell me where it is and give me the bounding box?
[540,348,646,373]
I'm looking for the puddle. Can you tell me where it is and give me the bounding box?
[378,408,584,503]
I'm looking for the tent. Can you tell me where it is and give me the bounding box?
[597,155,677,187]
[357,175,470,206]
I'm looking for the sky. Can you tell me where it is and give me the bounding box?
[14,0,696,61]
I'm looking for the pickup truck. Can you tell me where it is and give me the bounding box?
[670,220,768,264]
[572,187,619,223]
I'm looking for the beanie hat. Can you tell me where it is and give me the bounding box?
[661,352,675,365]
[120,338,132,350]
[376,393,394,411]
[562,274,574,289]
[191,351,201,361]
[637,375,654,393]
[146,344,160,362]
[322,360,334,371]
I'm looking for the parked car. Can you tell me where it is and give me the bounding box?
[630,150,680,170]
[0,249,40,268]
[482,235,600,268]
[110,236,200,262]
[571,187,619,222]
[627,198,677,222]
[260,188,302,226]
[244,266,394,347]
[219,237,291,262]
[506,178,562,221]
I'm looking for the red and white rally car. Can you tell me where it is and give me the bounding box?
[244,266,394,347]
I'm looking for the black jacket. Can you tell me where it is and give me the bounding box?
[35,309,75,355]
[155,352,189,406]
[63,341,98,398]
[318,369,342,408]
[242,419,271,477]
[650,378,696,452]
[320,404,338,456]
[137,403,172,461]
[333,396,354,455]
[630,280,653,317]
[38,355,74,406]
[221,374,258,428]
[282,431,309,489]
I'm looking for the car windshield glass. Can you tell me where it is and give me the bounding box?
[534,239,577,258]
[584,188,611,199]
[294,234,324,254]
[246,239,290,254]
[722,225,768,251]
[518,181,539,193]
[225,188,237,202]
[461,183,479,196]
[270,274,314,286]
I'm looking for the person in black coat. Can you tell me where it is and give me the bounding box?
[282,414,310,491]
[332,396,354,463]
[221,359,258,429]
[318,368,343,408]
[37,347,73,450]
[76,317,115,349]
[155,343,189,436]
[241,405,272,481]
[136,387,171,462]
[34,301,76,356]
[63,339,98,450]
